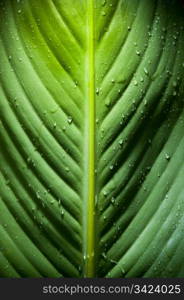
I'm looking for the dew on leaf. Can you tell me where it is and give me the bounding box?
[165,153,170,160]
[101,252,107,260]
[111,197,115,205]
[103,190,108,197]
[61,210,65,218]
[144,67,149,75]
[119,139,123,146]
[96,88,99,95]
[105,98,111,107]
[67,116,73,124]
[173,91,177,96]
[50,106,59,114]
[102,0,106,6]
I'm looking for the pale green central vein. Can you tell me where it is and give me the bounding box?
[83,0,95,277]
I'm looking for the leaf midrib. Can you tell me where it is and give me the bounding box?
[83,0,95,277]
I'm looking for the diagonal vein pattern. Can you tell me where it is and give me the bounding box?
[0,0,184,278]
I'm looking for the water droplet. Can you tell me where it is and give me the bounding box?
[27,157,31,163]
[105,98,111,107]
[148,31,152,37]
[101,252,107,260]
[67,116,73,124]
[96,88,99,95]
[109,165,114,170]
[111,197,115,205]
[144,67,149,75]
[119,139,123,146]
[165,153,170,160]
[144,100,147,106]
[173,91,177,96]
[36,191,41,199]
[148,139,152,145]
[172,81,177,87]
[143,186,147,191]
[50,106,59,114]
[103,190,108,197]
[102,0,106,6]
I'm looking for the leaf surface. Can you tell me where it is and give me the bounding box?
[0,0,184,277]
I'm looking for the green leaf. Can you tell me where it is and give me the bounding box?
[0,0,184,277]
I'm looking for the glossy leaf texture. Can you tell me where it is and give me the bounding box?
[0,0,184,278]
